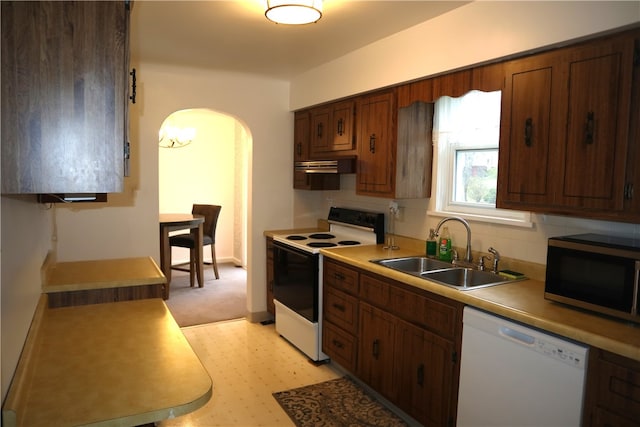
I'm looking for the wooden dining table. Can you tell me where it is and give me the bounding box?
[159,213,205,299]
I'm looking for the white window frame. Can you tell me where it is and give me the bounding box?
[428,91,532,228]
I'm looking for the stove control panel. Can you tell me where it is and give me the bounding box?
[327,207,385,243]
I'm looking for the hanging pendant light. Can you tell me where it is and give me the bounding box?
[265,0,323,25]
[158,126,196,148]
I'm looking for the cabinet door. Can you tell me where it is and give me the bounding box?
[294,111,310,162]
[1,1,128,194]
[356,91,396,196]
[395,319,457,427]
[583,348,640,426]
[357,303,396,400]
[309,107,331,155]
[293,111,311,189]
[561,41,633,210]
[497,57,555,208]
[330,100,355,152]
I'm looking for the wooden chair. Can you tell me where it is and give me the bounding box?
[170,204,221,286]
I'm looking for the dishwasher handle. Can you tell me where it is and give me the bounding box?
[499,326,535,346]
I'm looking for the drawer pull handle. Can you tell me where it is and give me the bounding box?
[417,363,424,386]
[334,272,345,281]
[524,117,533,147]
[129,68,137,104]
[332,303,345,312]
[332,339,344,349]
[372,339,380,359]
[585,111,595,144]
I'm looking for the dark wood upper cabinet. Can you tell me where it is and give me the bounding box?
[309,99,356,158]
[356,90,398,197]
[293,110,340,190]
[1,1,131,194]
[497,29,638,218]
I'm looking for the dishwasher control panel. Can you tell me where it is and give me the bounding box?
[533,338,586,368]
[465,307,589,370]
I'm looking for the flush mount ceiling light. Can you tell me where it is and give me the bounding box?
[265,0,323,25]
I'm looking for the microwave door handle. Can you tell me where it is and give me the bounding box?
[633,260,640,316]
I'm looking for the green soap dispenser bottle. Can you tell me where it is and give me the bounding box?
[426,228,437,258]
[438,226,452,262]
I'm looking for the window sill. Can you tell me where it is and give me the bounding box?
[427,209,534,228]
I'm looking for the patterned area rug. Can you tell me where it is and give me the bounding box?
[273,377,408,427]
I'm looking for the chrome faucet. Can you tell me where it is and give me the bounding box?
[433,216,472,263]
[488,247,500,273]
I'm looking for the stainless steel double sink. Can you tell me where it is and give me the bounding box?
[370,256,524,290]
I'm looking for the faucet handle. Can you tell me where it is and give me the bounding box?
[488,247,500,273]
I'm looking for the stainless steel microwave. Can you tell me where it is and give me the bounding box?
[545,233,640,324]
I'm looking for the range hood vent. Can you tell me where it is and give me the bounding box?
[295,158,355,174]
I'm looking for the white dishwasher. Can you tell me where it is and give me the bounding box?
[457,307,589,427]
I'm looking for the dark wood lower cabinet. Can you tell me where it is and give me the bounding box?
[357,302,397,399]
[583,348,640,426]
[322,258,462,426]
[395,318,456,426]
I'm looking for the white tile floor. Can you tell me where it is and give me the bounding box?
[158,319,342,426]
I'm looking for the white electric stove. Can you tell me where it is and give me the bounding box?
[271,207,385,361]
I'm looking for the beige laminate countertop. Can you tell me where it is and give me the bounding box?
[42,256,166,293]
[320,244,640,362]
[2,296,212,427]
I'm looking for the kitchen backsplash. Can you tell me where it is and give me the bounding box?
[294,175,640,267]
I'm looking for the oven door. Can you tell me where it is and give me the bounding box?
[272,241,319,322]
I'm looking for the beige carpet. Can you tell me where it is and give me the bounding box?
[165,262,247,327]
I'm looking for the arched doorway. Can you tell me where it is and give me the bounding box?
[158,108,250,324]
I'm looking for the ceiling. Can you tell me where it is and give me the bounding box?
[130,1,469,80]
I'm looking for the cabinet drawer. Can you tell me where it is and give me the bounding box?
[323,321,357,372]
[587,349,640,424]
[324,260,359,294]
[389,284,460,340]
[359,274,390,306]
[324,287,358,334]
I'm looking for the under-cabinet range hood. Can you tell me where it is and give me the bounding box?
[294,158,355,174]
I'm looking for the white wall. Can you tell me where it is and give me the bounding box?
[1,196,51,398]
[291,1,640,108]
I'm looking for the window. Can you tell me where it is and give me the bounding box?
[430,90,531,226]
